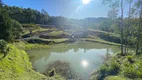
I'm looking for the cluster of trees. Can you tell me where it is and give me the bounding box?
[0,8,23,42]
[47,16,108,30]
[101,0,142,55]
[3,6,49,24]
[0,0,49,42]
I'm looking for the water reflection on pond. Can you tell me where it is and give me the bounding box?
[27,41,120,79]
[82,60,88,68]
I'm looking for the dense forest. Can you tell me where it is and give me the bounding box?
[0,0,142,80]
[3,5,49,24]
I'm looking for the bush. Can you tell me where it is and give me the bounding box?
[123,62,142,79]
[127,56,134,63]
[108,61,120,75]
[0,40,9,58]
[91,61,120,80]
[11,19,23,39]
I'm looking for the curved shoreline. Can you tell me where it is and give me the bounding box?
[24,38,121,46]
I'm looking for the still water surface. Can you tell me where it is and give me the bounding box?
[27,41,120,79]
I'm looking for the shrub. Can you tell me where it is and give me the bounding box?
[0,40,9,58]
[127,56,134,63]
[11,19,23,39]
[123,63,142,79]
[91,61,120,80]
[104,76,126,80]
[108,61,120,75]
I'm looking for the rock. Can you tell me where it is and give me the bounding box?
[49,70,55,77]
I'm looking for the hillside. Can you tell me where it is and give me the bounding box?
[0,44,65,80]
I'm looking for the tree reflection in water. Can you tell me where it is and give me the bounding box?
[44,60,82,80]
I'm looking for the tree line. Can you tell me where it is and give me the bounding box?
[102,0,142,55]
[3,5,49,24]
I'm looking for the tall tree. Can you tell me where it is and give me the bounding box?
[41,9,49,24]
[135,0,142,54]
[103,0,125,55]
[0,0,2,7]
[124,0,133,54]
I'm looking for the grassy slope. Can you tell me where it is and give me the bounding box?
[90,52,142,80]
[81,38,120,46]
[23,27,48,35]
[13,41,50,50]
[104,76,127,80]
[24,28,121,46]
[47,30,69,37]
[0,45,47,80]
[0,43,65,80]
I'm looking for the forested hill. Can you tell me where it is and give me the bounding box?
[0,5,121,34]
[2,5,108,29]
[3,5,107,28]
[3,5,49,24]
[1,5,111,31]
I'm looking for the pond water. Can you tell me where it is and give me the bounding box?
[27,41,121,80]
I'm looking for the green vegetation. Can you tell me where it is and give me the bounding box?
[25,38,70,44]
[104,76,127,80]
[0,44,47,80]
[81,38,120,46]
[0,43,65,80]
[13,41,50,50]
[47,31,69,37]
[0,0,142,80]
[39,29,69,39]
[90,52,142,80]
[22,25,48,38]
[87,29,121,44]
[90,59,120,80]
[23,24,40,34]
[0,8,23,42]
[3,6,49,24]
[0,40,9,58]
[90,0,142,79]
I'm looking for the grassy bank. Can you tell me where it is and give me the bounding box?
[90,52,142,80]
[0,44,47,80]
[24,37,121,46]
[13,41,50,50]
[0,43,65,80]
[24,38,70,45]
[81,38,120,46]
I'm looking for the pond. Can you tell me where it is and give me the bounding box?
[27,41,121,80]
